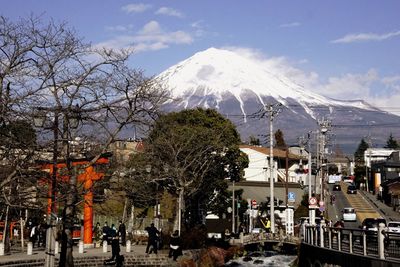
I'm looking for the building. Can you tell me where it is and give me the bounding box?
[371,151,400,207]
[239,145,309,185]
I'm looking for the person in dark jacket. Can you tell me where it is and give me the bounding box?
[118,220,126,246]
[145,223,160,254]
[168,230,182,261]
[102,222,110,243]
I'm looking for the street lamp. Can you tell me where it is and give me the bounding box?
[33,107,80,267]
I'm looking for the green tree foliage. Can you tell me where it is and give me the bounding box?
[384,133,399,149]
[354,138,369,165]
[126,108,248,229]
[249,135,260,146]
[274,129,286,148]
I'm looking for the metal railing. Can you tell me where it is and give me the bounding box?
[303,221,400,260]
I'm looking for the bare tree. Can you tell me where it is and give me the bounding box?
[0,16,168,266]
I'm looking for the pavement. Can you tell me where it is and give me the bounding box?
[0,243,169,264]
[359,189,400,222]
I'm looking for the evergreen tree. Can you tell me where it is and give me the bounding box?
[384,133,399,149]
[249,135,260,146]
[354,138,369,165]
[274,129,286,148]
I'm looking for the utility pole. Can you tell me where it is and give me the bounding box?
[266,103,282,234]
[307,132,315,225]
[318,118,331,209]
[232,180,235,234]
[365,130,371,193]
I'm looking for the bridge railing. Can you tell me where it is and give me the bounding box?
[229,231,299,246]
[303,221,400,261]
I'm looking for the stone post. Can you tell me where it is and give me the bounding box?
[78,240,84,254]
[27,242,33,255]
[0,242,4,256]
[103,241,108,253]
[378,223,385,259]
[55,241,59,255]
[320,220,325,247]
[126,240,131,253]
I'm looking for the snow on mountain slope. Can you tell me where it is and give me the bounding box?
[158,47,375,117]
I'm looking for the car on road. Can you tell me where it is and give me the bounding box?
[333,184,341,191]
[360,218,386,243]
[386,221,400,241]
[347,185,357,194]
[387,221,400,233]
[361,217,387,233]
[343,176,354,183]
[342,207,357,222]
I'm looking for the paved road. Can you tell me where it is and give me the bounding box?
[326,181,400,227]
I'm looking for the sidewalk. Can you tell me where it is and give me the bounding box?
[359,189,400,222]
[0,243,169,264]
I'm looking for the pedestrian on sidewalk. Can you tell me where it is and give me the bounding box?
[168,230,182,261]
[118,220,126,246]
[145,223,160,254]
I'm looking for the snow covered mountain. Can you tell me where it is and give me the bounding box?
[159,47,400,153]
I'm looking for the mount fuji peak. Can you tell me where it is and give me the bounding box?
[158,47,399,152]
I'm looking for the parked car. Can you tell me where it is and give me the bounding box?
[333,184,341,191]
[347,185,357,194]
[342,207,356,222]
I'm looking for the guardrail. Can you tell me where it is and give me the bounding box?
[303,221,400,260]
[229,232,299,246]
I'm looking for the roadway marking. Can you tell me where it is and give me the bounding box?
[341,182,380,223]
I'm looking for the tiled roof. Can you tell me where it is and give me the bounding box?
[240,145,306,160]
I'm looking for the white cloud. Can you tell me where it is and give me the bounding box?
[332,30,400,43]
[139,21,162,35]
[105,24,134,32]
[320,69,379,99]
[122,3,152,13]
[96,21,193,53]
[155,7,184,18]
[279,22,301,28]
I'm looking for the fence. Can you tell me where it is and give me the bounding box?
[303,221,400,260]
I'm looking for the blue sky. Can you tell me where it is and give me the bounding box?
[2,1,400,114]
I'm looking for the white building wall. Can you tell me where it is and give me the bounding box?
[240,147,277,182]
[364,148,396,167]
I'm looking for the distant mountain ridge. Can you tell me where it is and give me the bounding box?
[159,48,400,154]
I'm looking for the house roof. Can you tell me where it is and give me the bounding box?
[240,145,306,160]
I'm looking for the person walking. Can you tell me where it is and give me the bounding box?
[118,220,126,246]
[102,222,110,244]
[104,231,124,267]
[94,222,102,247]
[265,217,271,234]
[168,230,182,261]
[29,224,38,248]
[145,223,160,254]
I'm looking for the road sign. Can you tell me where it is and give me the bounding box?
[319,200,324,207]
[319,206,325,212]
[288,192,295,202]
[285,208,294,235]
[251,199,257,207]
[309,197,317,206]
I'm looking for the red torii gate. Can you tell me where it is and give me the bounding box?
[39,154,110,244]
